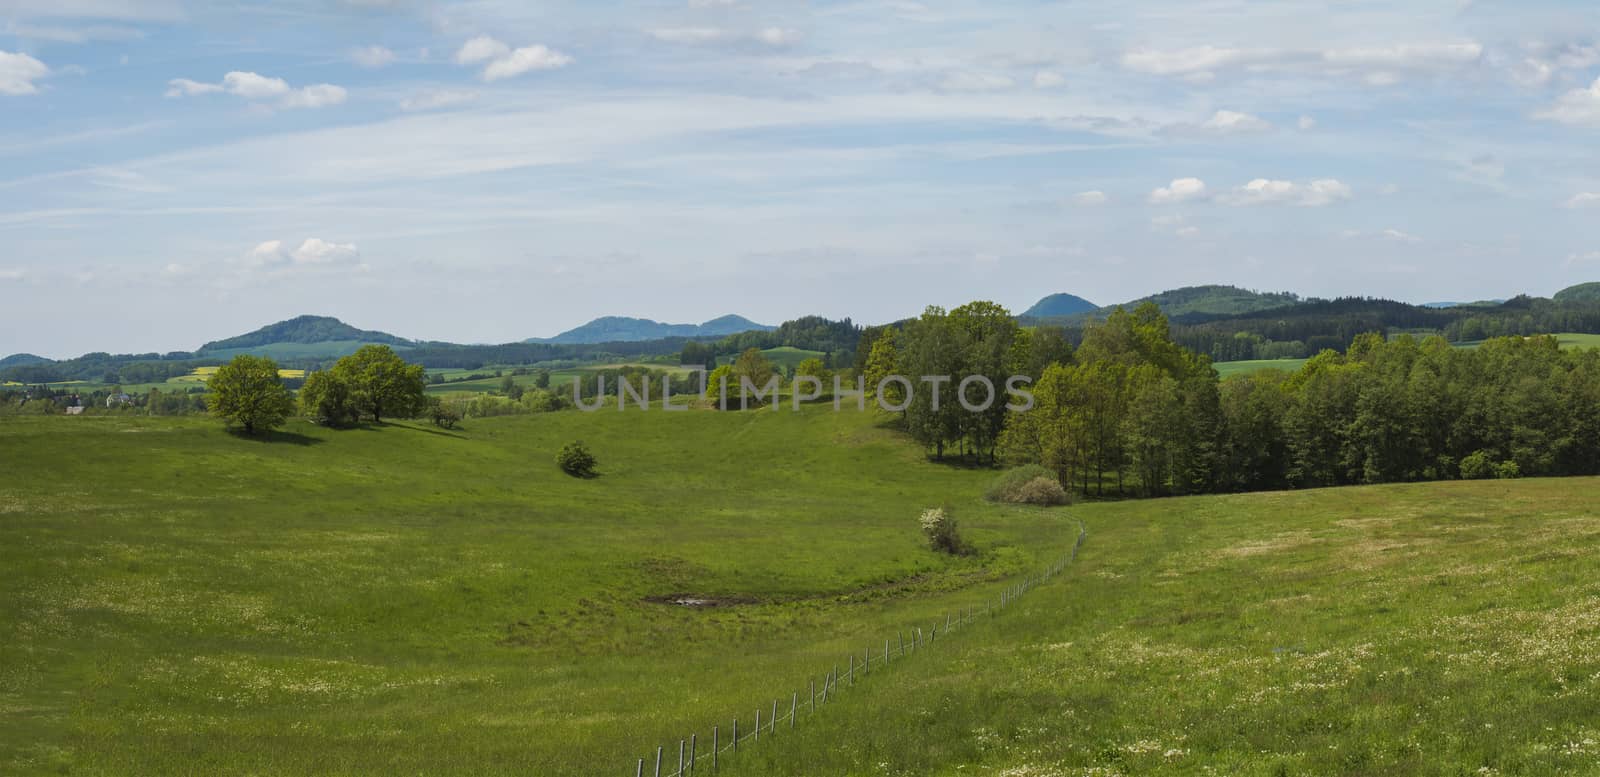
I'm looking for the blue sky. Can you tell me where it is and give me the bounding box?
[2,0,1599,358]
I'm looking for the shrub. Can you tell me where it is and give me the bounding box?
[1459,450,1495,480]
[919,506,964,554]
[428,397,461,429]
[1494,460,1522,480]
[985,464,1070,505]
[557,441,597,478]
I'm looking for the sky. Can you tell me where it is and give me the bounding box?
[2,0,1599,358]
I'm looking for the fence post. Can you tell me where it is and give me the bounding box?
[754,708,760,743]
[654,746,662,777]
[690,734,697,773]
[678,740,685,776]
[848,654,854,685]
[770,699,777,735]
[732,718,738,753]
[712,727,718,771]
[885,638,890,664]
[790,692,797,729]
[637,758,643,777]
[809,678,814,710]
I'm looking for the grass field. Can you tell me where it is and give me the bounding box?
[1212,358,1309,378]
[3,410,1599,775]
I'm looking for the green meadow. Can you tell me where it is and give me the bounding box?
[3,408,1598,775]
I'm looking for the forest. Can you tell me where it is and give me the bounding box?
[863,302,1600,497]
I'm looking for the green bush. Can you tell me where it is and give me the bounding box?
[985,464,1070,505]
[919,506,965,554]
[1460,450,1495,480]
[557,441,597,478]
[1494,460,1522,480]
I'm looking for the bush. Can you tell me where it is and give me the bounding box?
[1459,450,1495,480]
[557,441,597,478]
[985,465,1070,505]
[1494,460,1522,479]
[919,506,964,554]
[428,397,461,429]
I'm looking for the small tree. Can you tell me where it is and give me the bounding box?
[299,370,359,427]
[919,506,964,555]
[557,441,597,477]
[428,396,461,429]
[208,354,294,435]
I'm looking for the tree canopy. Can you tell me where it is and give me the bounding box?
[207,354,294,435]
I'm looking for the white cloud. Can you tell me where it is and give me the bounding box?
[1121,45,1274,77]
[351,45,395,68]
[164,77,220,97]
[755,27,799,46]
[1032,70,1065,88]
[291,238,359,265]
[0,50,49,96]
[1121,41,1483,83]
[1297,115,1316,131]
[398,88,478,112]
[1196,109,1272,134]
[1072,190,1107,206]
[455,36,571,81]
[1566,192,1600,208]
[455,35,510,65]
[281,83,347,109]
[222,71,290,99]
[1568,251,1600,267]
[0,268,25,281]
[166,71,345,110]
[652,27,798,47]
[1148,177,1207,204]
[1382,228,1421,243]
[483,45,573,81]
[1536,77,1600,127]
[1149,213,1199,238]
[245,238,361,270]
[1222,178,1352,206]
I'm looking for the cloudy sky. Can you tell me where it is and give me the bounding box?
[2,0,1599,358]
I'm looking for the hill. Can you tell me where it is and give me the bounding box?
[1020,292,1098,318]
[0,353,52,368]
[1122,284,1301,320]
[199,315,414,353]
[3,411,1596,774]
[529,314,771,344]
[1554,281,1600,304]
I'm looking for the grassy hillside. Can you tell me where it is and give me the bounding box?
[4,410,1598,775]
[0,409,1063,775]
[200,339,413,361]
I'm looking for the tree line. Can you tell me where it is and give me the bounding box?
[857,301,1600,496]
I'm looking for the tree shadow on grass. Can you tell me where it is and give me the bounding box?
[227,428,324,446]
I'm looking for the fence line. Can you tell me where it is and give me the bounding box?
[631,522,1088,776]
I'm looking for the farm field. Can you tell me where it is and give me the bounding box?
[4,412,1599,775]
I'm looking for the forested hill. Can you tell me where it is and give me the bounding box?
[0,353,51,368]
[199,315,414,352]
[1020,285,1301,325]
[1555,282,1600,304]
[527,314,771,344]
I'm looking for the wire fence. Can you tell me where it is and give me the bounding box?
[631,523,1089,776]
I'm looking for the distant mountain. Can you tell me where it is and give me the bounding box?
[199,315,414,353]
[527,315,772,344]
[0,353,52,368]
[1022,293,1098,318]
[1554,282,1600,304]
[1122,285,1301,320]
[1422,299,1506,309]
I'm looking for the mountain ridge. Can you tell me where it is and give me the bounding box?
[525,314,773,344]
